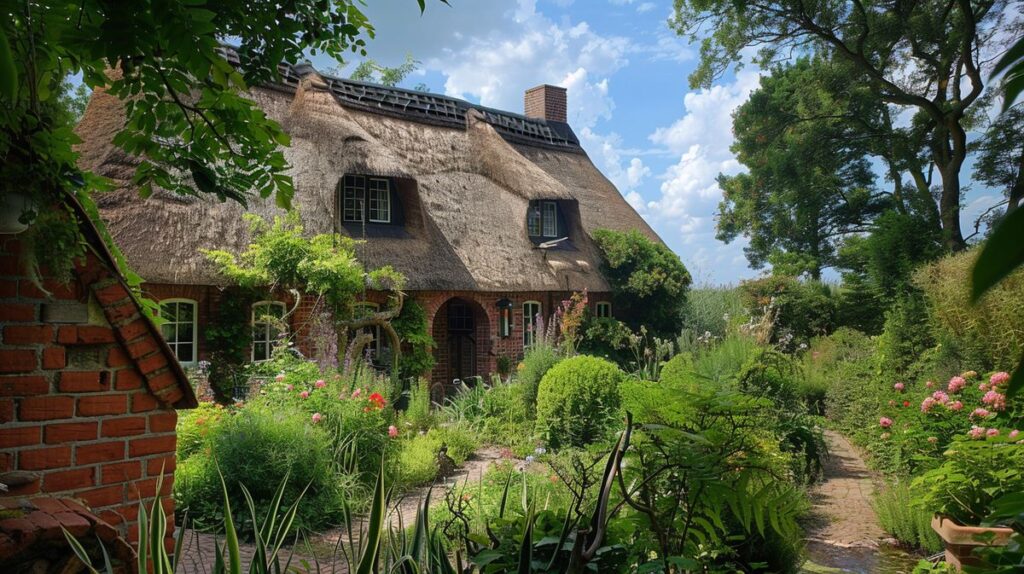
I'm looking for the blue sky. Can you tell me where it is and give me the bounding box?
[307,0,1003,285]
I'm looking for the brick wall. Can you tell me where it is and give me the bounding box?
[524,85,568,123]
[0,237,190,544]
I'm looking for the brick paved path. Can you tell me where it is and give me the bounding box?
[806,430,885,549]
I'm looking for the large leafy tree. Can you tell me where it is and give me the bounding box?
[0,0,440,281]
[717,58,884,279]
[972,105,1024,219]
[671,0,1023,252]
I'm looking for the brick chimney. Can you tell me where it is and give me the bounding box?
[524,84,567,123]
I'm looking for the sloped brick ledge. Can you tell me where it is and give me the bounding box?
[0,497,136,573]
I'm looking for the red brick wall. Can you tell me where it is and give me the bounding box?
[0,238,185,543]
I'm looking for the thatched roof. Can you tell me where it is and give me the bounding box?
[74,62,664,292]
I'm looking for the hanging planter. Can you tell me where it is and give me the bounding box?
[0,192,34,234]
[931,515,1013,570]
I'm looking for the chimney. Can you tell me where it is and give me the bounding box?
[524,84,567,123]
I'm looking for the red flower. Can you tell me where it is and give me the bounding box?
[367,392,386,410]
[903,401,910,408]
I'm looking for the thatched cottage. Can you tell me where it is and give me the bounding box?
[74,56,663,389]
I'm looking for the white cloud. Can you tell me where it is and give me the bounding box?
[645,69,761,250]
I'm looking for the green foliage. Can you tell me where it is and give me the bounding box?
[874,481,943,553]
[347,54,420,86]
[391,299,436,381]
[401,378,435,433]
[739,275,836,348]
[912,437,1024,525]
[875,292,936,384]
[658,353,699,391]
[535,356,624,449]
[920,249,1024,377]
[517,345,562,418]
[204,289,256,401]
[680,286,746,339]
[441,381,537,457]
[396,424,479,488]
[717,57,883,279]
[174,405,348,534]
[591,228,692,338]
[689,332,759,388]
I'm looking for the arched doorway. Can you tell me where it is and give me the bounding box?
[430,297,491,395]
[446,299,476,383]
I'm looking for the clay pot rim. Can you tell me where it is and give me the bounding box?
[931,514,1014,546]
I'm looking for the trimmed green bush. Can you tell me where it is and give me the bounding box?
[536,356,624,449]
[174,405,348,534]
[658,353,699,391]
[518,345,562,417]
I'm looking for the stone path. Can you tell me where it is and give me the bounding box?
[175,447,505,574]
[801,431,918,573]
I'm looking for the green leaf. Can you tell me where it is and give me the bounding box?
[516,503,534,574]
[971,206,1024,303]
[0,29,17,102]
[61,527,101,574]
[217,463,242,574]
[356,458,387,574]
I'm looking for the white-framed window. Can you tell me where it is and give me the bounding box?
[595,302,612,319]
[342,175,365,222]
[523,301,542,348]
[527,204,542,237]
[367,178,391,223]
[159,299,198,365]
[542,201,558,237]
[251,301,286,362]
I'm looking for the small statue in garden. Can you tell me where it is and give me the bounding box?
[437,443,456,478]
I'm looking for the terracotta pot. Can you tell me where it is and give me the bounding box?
[931,514,1014,569]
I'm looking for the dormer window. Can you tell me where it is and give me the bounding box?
[528,200,562,239]
[340,175,397,225]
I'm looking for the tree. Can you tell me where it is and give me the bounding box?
[671,0,1023,251]
[591,229,692,338]
[346,54,422,87]
[717,58,884,279]
[0,0,440,283]
[972,105,1024,219]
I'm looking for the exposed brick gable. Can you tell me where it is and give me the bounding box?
[0,200,195,547]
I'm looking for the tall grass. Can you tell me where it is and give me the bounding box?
[873,481,942,553]
[680,286,746,339]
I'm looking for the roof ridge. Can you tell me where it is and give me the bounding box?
[216,45,581,150]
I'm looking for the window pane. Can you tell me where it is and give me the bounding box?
[527,204,541,236]
[368,179,391,223]
[177,344,194,363]
[253,323,268,343]
[178,303,194,322]
[254,343,268,362]
[178,323,194,344]
[343,176,365,222]
[542,202,558,237]
[161,323,176,343]
[161,303,177,322]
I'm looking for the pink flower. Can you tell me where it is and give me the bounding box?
[311,412,322,424]
[388,425,399,438]
[982,390,1007,411]
[315,379,326,388]
[894,382,905,392]
[948,400,963,411]
[927,436,939,444]
[947,376,966,393]
[970,407,990,419]
[275,374,286,382]
[926,380,935,389]
[969,426,986,440]
[300,390,309,399]
[990,372,1011,387]
[351,388,362,398]
[879,417,894,428]
[979,382,990,392]
[932,390,949,404]
[286,384,294,391]
[986,428,1000,438]
[1010,429,1020,439]
[921,397,938,413]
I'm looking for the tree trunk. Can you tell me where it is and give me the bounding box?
[938,162,967,252]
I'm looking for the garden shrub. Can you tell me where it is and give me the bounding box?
[658,353,697,391]
[175,402,226,462]
[913,249,1024,372]
[739,275,837,348]
[174,405,348,534]
[578,316,632,367]
[875,292,936,384]
[517,345,561,417]
[591,228,692,338]
[535,355,624,449]
[396,423,479,488]
[401,378,434,433]
[391,299,436,381]
[690,332,758,387]
[874,481,942,553]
